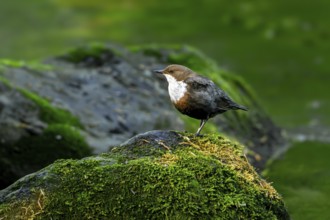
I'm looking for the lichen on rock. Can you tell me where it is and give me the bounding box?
[0,131,289,219]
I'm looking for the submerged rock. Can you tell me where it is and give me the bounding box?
[0,131,289,219]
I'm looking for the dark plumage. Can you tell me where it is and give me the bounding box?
[154,64,248,136]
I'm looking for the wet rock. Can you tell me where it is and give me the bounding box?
[1,45,184,154]
[121,130,183,149]
[0,82,45,143]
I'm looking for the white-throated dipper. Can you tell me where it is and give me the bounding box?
[154,64,248,136]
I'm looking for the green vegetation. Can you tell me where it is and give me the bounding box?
[0,133,289,219]
[266,141,330,219]
[0,59,52,71]
[19,89,83,128]
[1,124,90,168]
[0,122,91,188]
[0,78,82,129]
[61,42,120,64]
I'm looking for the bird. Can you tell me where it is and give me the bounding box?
[154,64,248,136]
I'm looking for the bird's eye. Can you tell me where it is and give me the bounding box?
[169,70,174,74]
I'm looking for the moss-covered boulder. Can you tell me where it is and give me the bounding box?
[0,79,91,189]
[0,131,289,219]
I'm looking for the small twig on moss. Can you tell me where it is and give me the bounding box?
[37,189,45,210]
[157,140,171,151]
[180,141,201,150]
[189,151,197,157]
[181,135,191,142]
[130,188,136,195]
[140,139,150,143]
[22,206,29,215]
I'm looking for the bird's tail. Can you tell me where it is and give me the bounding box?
[233,103,248,111]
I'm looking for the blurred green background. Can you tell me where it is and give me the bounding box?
[1,0,329,218]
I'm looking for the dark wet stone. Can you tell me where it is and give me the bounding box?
[120,130,183,149]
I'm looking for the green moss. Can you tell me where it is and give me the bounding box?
[0,124,91,187]
[18,89,83,129]
[39,124,91,158]
[0,59,26,68]
[61,42,121,64]
[129,44,180,59]
[168,45,219,73]
[0,188,46,219]
[0,133,288,219]
[0,59,52,71]
[0,72,82,128]
[0,76,11,87]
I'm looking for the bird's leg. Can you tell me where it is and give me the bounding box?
[195,119,208,136]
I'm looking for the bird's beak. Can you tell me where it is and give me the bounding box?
[153,69,163,74]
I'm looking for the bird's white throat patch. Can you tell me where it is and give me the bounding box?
[164,74,187,103]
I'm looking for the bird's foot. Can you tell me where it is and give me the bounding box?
[194,133,204,137]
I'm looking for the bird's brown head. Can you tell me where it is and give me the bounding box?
[154,64,194,81]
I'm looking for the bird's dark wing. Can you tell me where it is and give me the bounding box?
[184,76,225,110]
[185,76,247,111]
[215,88,248,111]
[183,75,215,105]
[215,93,238,110]
[184,75,214,90]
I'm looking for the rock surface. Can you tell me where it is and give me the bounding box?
[1,45,184,153]
[0,131,289,219]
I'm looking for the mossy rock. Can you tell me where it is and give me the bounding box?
[59,42,122,67]
[0,131,289,219]
[0,80,91,188]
